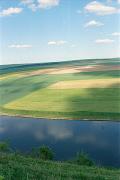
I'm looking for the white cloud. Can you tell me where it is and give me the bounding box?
[95,39,114,44]
[21,0,33,4]
[38,0,59,9]
[21,0,38,11]
[48,41,57,45]
[8,44,32,48]
[21,0,34,4]
[85,20,104,27]
[21,0,60,11]
[0,7,22,17]
[108,0,120,3]
[85,1,119,15]
[112,32,120,36]
[48,40,67,46]
[28,3,38,11]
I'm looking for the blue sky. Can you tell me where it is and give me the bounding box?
[0,0,120,64]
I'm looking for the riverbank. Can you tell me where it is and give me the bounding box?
[0,112,120,122]
[0,153,119,180]
[0,107,120,122]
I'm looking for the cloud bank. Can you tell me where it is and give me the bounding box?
[21,0,60,11]
[95,39,114,44]
[85,1,119,15]
[8,44,32,48]
[0,7,22,17]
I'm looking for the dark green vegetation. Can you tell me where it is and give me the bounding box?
[1,154,120,180]
[0,142,9,153]
[31,145,54,160]
[0,58,120,120]
[0,142,119,180]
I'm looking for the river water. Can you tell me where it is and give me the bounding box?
[0,115,119,167]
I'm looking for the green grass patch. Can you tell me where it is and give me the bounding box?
[0,153,119,180]
[2,88,120,120]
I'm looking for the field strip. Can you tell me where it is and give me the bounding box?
[24,65,120,76]
[0,72,27,80]
[0,65,119,80]
[3,65,118,78]
[48,78,120,89]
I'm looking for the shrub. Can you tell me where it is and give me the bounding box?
[0,176,4,180]
[73,151,94,166]
[39,145,54,160]
[0,142,9,153]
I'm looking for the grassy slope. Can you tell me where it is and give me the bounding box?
[0,154,120,180]
[3,88,120,120]
[0,58,120,120]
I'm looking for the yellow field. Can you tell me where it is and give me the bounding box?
[1,65,119,80]
[49,78,120,89]
[21,65,120,76]
[0,73,25,80]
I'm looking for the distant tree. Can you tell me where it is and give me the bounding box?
[39,145,54,160]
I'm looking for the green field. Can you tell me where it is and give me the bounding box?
[0,58,120,120]
[0,153,120,180]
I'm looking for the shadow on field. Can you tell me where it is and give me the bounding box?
[0,75,58,105]
[65,84,120,120]
[74,70,120,79]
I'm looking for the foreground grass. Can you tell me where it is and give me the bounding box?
[0,153,120,180]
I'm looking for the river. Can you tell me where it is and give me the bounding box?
[0,115,119,167]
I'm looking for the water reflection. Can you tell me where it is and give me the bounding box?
[0,116,119,167]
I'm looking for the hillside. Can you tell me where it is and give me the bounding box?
[0,58,120,120]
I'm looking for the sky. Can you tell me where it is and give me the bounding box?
[0,0,120,65]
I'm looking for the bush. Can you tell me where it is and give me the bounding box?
[73,151,94,166]
[0,142,9,153]
[0,176,4,180]
[39,145,54,160]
